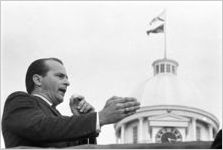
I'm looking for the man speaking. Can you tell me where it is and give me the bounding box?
[1,58,140,148]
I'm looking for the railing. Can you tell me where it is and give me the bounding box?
[13,141,213,149]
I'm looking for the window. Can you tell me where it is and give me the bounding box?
[166,64,170,72]
[161,64,165,72]
[172,66,175,74]
[196,126,201,141]
[156,65,159,74]
[133,126,138,143]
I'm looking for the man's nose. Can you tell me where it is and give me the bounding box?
[64,78,70,86]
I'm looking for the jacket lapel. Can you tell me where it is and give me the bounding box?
[32,96,61,116]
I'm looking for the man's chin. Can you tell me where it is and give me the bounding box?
[56,96,64,105]
[58,97,64,103]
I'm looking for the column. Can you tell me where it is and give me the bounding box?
[185,127,188,141]
[147,119,151,143]
[138,117,143,143]
[116,135,119,144]
[192,118,197,141]
[120,124,125,143]
[208,125,213,141]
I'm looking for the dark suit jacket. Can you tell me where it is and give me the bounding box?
[2,91,98,148]
[210,129,222,149]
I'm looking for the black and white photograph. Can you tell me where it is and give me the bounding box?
[1,1,222,149]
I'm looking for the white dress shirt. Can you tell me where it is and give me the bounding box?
[32,94,52,106]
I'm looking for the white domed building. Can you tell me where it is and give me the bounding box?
[114,57,219,144]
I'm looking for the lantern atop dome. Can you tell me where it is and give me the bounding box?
[152,58,179,76]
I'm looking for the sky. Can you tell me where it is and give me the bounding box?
[1,1,222,148]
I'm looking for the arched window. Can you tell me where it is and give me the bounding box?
[156,65,159,74]
[133,126,138,143]
[161,64,165,73]
[172,66,175,74]
[166,64,170,72]
[196,126,201,141]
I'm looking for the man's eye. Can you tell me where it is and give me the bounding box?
[56,74,64,78]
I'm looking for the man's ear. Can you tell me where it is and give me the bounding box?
[33,74,42,86]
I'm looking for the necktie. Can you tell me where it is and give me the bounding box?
[51,105,61,116]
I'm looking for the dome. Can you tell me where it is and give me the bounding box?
[115,57,220,144]
[131,58,207,111]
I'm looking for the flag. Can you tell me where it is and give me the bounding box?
[146,24,164,35]
[147,10,165,36]
[149,10,165,25]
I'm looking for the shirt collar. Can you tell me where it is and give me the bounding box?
[32,94,52,106]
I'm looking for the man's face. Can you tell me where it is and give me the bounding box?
[40,60,70,106]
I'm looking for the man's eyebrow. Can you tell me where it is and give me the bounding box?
[55,72,69,79]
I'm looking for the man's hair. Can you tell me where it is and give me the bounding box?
[25,58,63,94]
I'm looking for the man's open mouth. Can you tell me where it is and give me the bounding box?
[58,88,66,94]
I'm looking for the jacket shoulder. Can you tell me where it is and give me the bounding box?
[7,91,30,99]
[5,91,32,104]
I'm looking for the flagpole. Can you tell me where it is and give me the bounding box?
[164,9,167,59]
